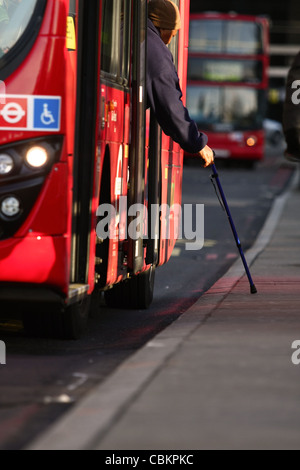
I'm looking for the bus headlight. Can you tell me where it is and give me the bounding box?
[1,196,21,218]
[25,146,49,168]
[0,154,14,175]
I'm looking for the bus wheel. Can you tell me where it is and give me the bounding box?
[62,296,91,339]
[22,296,91,340]
[105,266,155,310]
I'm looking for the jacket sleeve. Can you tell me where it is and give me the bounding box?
[148,69,208,154]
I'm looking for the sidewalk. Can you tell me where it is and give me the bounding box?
[29,176,300,450]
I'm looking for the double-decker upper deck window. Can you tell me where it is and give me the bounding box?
[189,19,263,55]
[226,21,263,55]
[0,0,37,58]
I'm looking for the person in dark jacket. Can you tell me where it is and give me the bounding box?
[147,0,214,168]
[283,51,300,162]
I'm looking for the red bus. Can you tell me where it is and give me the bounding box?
[186,12,269,162]
[0,0,190,338]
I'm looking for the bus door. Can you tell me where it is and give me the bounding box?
[165,0,189,263]
[127,0,148,275]
[70,0,101,295]
[96,0,132,287]
[157,0,189,266]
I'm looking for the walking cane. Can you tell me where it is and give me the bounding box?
[210,162,257,294]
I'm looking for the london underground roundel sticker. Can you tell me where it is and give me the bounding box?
[0,95,61,132]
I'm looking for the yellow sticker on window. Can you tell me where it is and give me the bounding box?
[66,16,76,51]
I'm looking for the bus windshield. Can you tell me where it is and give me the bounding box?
[187,86,264,131]
[0,0,38,58]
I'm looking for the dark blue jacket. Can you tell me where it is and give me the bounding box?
[147,19,207,154]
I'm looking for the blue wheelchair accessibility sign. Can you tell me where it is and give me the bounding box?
[33,97,61,131]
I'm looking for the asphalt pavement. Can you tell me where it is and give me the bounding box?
[27,167,300,451]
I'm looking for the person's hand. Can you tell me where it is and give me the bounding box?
[198,145,214,168]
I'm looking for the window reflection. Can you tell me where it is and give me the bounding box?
[0,0,37,57]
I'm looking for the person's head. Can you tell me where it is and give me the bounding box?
[148,0,181,45]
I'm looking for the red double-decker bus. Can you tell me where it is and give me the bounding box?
[0,0,190,338]
[186,12,269,162]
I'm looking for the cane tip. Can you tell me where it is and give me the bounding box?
[251,285,258,294]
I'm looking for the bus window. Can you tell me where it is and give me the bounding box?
[0,0,37,57]
[101,0,115,76]
[226,21,263,55]
[101,0,131,85]
[69,0,76,15]
[189,20,223,53]
[120,0,131,85]
[188,58,263,84]
[189,19,263,55]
